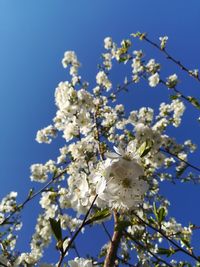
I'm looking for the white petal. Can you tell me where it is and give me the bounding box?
[105,152,120,159]
[114,146,124,156]
[96,178,106,194]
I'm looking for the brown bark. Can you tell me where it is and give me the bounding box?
[103,212,123,267]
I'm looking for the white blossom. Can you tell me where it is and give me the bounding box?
[96,71,112,91]
[104,37,113,49]
[95,147,148,210]
[5,34,197,267]
[148,72,160,87]
[102,52,112,70]
[0,192,18,213]
[36,125,57,144]
[68,257,94,267]
[146,59,160,73]
[30,164,48,183]
[54,81,77,111]
[166,73,178,88]
[62,51,80,76]
[159,36,168,50]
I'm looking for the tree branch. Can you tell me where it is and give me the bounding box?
[132,212,200,263]
[160,148,200,173]
[143,35,200,83]
[0,168,67,226]
[57,194,98,267]
[124,230,173,267]
[103,211,123,267]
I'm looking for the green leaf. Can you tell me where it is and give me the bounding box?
[153,203,166,224]
[87,209,111,224]
[170,94,179,100]
[119,57,128,63]
[157,247,175,257]
[157,207,166,224]
[138,141,152,158]
[153,202,159,221]
[49,218,62,242]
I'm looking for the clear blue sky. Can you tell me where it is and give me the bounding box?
[0,0,200,264]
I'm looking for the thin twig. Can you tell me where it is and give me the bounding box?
[132,212,200,263]
[124,231,173,267]
[143,36,200,83]
[56,197,80,258]
[1,169,67,226]
[66,226,80,258]
[57,194,98,267]
[160,148,200,173]
[102,222,112,241]
[157,78,199,111]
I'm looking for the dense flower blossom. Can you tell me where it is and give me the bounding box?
[0,192,18,213]
[96,70,112,90]
[68,257,94,267]
[146,59,160,73]
[62,51,80,76]
[1,34,198,267]
[30,161,56,183]
[36,125,57,144]
[158,99,185,127]
[95,147,149,210]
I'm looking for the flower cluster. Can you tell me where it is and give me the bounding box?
[36,125,57,144]
[54,82,94,141]
[95,147,149,210]
[68,257,94,267]
[30,160,56,183]
[1,34,199,267]
[0,192,18,213]
[62,51,80,76]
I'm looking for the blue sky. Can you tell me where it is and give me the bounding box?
[0,0,200,264]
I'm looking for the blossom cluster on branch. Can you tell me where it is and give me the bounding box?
[0,33,200,267]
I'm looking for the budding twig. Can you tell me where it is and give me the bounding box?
[132,212,200,263]
[57,194,98,267]
[124,230,173,267]
[0,169,67,226]
[143,35,200,83]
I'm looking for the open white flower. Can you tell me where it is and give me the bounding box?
[95,147,149,210]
